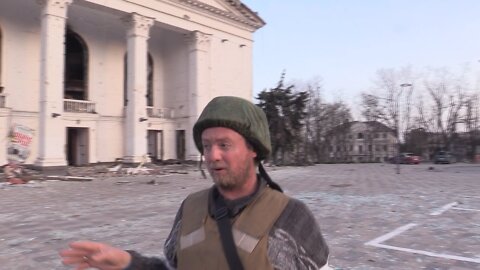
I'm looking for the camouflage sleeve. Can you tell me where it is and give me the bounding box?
[124,250,171,270]
[267,198,330,270]
[123,205,183,270]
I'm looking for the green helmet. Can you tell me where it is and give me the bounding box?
[193,96,271,160]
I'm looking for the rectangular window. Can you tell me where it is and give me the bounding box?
[358,145,363,153]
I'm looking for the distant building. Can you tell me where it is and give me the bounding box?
[0,0,264,168]
[326,121,397,163]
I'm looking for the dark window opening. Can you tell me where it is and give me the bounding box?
[123,53,154,107]
[146,54,154,106]
[64,29,88,100]
[176,130,186,160]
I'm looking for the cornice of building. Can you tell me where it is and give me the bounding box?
[174,0,265,30]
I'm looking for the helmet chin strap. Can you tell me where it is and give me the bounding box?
[258,162,283,192]
[199,155,207,179]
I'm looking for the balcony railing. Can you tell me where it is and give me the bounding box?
[64,99,96,113]
[147,106,174,119]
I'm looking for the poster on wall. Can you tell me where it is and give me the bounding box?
[7,124,34,164]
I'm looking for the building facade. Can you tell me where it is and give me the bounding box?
[327,121,397,163]
[0,0,264,168]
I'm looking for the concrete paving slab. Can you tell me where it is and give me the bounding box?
[0,163,479,269]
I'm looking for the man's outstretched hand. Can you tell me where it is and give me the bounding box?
[59,241,132,270]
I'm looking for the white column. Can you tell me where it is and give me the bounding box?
[0,109,9,166]
[186,31,211,160]
[89,126,97,163]
[35,0,72,168]
[122,13,153,163]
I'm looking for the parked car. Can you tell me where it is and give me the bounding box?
[389,153,421,164]
[433,151,454,164]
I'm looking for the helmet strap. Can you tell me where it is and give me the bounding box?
[258,163,283,192]
[198,155,207,179]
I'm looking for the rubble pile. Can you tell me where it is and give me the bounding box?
[1,161,199,186]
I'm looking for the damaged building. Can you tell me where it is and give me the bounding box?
[0,0,264,169]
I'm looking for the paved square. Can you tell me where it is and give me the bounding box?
[0,163,479,269]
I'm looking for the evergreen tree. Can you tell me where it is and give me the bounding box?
[256,72,309,164]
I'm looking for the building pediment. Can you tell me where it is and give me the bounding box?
[175,0,265,29]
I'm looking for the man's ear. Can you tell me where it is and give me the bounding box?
[248,143,257,159]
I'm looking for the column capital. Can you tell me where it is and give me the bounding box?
[37,0,73,17]
[185,31,211,52]
[122,13,154,39]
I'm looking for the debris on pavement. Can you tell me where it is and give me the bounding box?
[108,164,122,173]
[3,162,30,184]
[46,176,94,182]
[0,161,199,188]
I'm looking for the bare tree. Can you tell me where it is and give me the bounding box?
[360,93,385,161]
[360,67,415,170]
[302,79,323,163]
[320,102,352,162]
[462,92,480,160]
[416,68,468,154]
[301,79,352,163]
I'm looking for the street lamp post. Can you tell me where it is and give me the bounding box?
[396,83,412,174]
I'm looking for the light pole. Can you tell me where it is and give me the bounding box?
[395,83,412,174]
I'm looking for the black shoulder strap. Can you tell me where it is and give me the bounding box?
[213,189,244,270]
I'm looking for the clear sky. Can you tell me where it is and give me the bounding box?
[242,0,480,105]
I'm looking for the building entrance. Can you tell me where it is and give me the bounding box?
[66,127,89,166]
[147,130,163,161]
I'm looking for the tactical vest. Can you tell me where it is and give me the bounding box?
[177,187,289,270]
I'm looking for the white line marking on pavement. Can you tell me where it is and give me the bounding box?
[452,207,480,212]
[429,202,458,216]
[370,243,480,264]
[366,223,480,264]
[365,223,418,246]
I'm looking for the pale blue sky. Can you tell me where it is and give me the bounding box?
[242,0,480,104]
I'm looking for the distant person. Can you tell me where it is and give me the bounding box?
[60,96,331,270]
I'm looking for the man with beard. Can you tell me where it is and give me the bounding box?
[60,96,331,270]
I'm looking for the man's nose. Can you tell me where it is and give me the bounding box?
[206,146,222,161]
